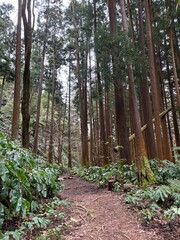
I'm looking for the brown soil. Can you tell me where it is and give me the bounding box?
[61,175,165,240]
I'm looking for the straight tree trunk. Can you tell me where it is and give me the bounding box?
[68,62,72,168]
[169,29,180,115]
[48,47,56,163]
[0,75,6,112]
[94,0,108,165]
[44,91,50,152]
[72,0,89,167]
[33,3,49,153]
[138,0,156,159]
[11,0,22,140]
[107,0,131,164]
[21,0,33,148]
[119,0,154,184]
[166,44,180,147]
[157,46,172,161]
[144,0,164,160]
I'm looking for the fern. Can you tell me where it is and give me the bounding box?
[153,185,171,202]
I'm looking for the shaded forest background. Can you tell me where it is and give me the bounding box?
[0,0,180,184]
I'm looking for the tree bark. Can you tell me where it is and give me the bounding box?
[48,47,56,163]
[11,0,22,140]
[0,76,6,112]
[33,3,49,153]
[68,61,72,168]
[138,0,156,159]
[107,0,131,164]
[119,0,154,184]
[72,0,89,167]
[144,0,164,160]
[21,0,33,148]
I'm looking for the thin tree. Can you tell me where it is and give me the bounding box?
[33,1,49,153]
[68,61,72,168]
[21,0,34,148]
[48,46,56,163]
[11,0,22,140]
[72,0,89,167]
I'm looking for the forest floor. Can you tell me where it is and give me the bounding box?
[59,174,179,240]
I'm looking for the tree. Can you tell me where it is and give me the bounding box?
[119,0,155,184]
[11,0,22,140]
[21,0,34,148]
[71,0,89,167]
[144,0,164,160]
[107,0,131,164]
[33,0,49,153]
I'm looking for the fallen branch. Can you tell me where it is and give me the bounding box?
[129,106,172,141]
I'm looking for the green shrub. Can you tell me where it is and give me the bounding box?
[0,133,63,229]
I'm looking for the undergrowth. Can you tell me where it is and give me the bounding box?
[76,159,180,223]
[0,133,64,239]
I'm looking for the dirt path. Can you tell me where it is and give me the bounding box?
[61,175,163,240]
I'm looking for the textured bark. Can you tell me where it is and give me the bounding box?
[166,45,180,148]
[127,0,136,47]
[21,0,33,148]
[144,0,164,160]
[11,0,22,140]
[44,91,50,152]
[119,0,154,184]
[169,29,180,115]
[33,4,49,153]
[0,76,5,112]
[88,46,94,165]
[138,0,156,159]
[68,63,72,169]
[157,46,172,161]
[48,48,56,163]
[107,0,131,164]
[72,0,89,167]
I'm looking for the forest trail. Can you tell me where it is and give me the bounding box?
[61,175,163,240]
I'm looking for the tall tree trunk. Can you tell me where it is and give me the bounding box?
[44,91,50,152]
[138,0,156,159]
[48,47,56,163]
[21,0,33,148]
[94,0,108,165]
[72,0,89,167]
[107,0,131,164]
[68,62,72,168]
[11,0,22,140]
[169,29,180,115]
[89,49,94,165]
[33,3,49,153]
[127,0,136,47]
[166,44,180,148]
[157,45,172,161]
[144,0,164,160]
[119,0,154,184]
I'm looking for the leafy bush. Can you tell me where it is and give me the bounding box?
[124,162,180,222]
[0,133,63,229]
[150,159,180,183]
[76,163,137,188]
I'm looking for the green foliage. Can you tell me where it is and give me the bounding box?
[150,159,180,183]
[0,133,63,229]
[76,163,137,188]
[124,160,180,222]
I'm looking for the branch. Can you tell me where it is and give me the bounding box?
[129,106,172,141]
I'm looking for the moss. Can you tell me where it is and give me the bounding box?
[140,155,155,186]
